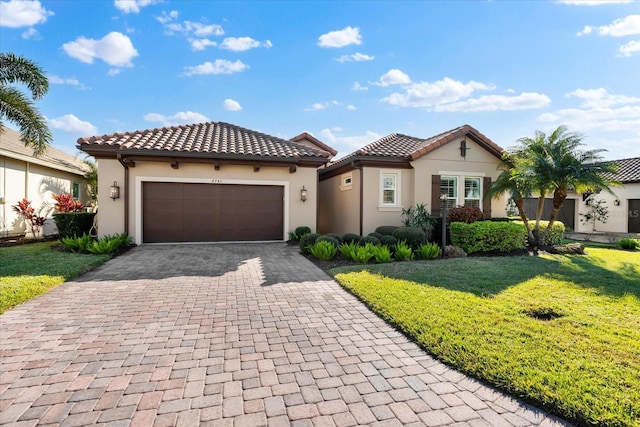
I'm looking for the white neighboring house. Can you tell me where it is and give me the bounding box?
[0,126,90,238]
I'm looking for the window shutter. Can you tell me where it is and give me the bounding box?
[432,175,441,216]
[483,177,492,219]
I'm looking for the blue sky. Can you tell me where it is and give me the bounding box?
[1,0,639,161]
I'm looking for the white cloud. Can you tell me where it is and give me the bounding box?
[318,26,362,48]
[336,52,374,63]
[21,27,38,39]
[49,75,86,89]
[372,69,412,87]
[114,0,158,14]
[320,128,382,159]
[539,88,640,136]
[352,81,368,91]
[107,68,121,76]
[219,36,272,52]
[182,59,249,76]
[189,38,217,51]
[347,105,357,110]
[305,101,343,111]
[383,77,494,108]
[0,0,53,28]
[62,32,138,67]
[435,92,551,112]
[157,10,224,37]
[144,111,209,126]
[559,0,633,4]
[223,99,242,111]
[578,15,640,37]
[48,114,98,136]
[619,39,640,56]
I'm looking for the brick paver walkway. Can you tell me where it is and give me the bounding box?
[1,244,570,426]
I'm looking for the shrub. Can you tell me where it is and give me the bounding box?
[392,227,426,249]
[447,206,484,224]
[359,235,380,246]
[450,221,527,254]
[379,235,398,248]
[87,233,132,254]
[394,241,413,261]
[352,243,377,263]
[514,221,565,246]
[342,233,361,245]
[402,203,437,231]
[52,193,84,213]
[416,242,441,260]
[53,212,96,239]
[288,231,298,241]
[316,235,340,248]
[295,226,312,239]
[61,234,94,253]
[324,233,344,244]
[368,232,383,240]
[309,241,338,261]
[11,198,46,239]
[618,238,639,250]
[375,225,398,236]
[299,233,320,254]
[372,245,393,263]
[339,242,359,260]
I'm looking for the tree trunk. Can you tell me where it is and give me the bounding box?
[514,197,535,246]
[542,187,567,244]
[533,191,546,246]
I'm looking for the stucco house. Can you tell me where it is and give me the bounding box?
[318,125,508,236]
[77,121,334,245]
[1,126,90,238]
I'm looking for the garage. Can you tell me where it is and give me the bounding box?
[629,199,640,233]
[142,182,284,243]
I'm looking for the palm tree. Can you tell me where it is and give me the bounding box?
[0,52,51,156]
[83,157,98,206]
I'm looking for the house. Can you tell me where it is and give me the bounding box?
[0,126,90,238]
[77,121,334,245]
[318,125,508,235]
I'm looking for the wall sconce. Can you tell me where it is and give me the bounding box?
[300,186,307,203]
[110,181,120,200]
[614,198,621,206]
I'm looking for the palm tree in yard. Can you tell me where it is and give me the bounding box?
[0,52,51,156]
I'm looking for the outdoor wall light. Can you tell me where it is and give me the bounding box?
[300,186,308,203]
[614,198,621,206]
[110,181,120,200]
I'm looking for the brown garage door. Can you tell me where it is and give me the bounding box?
[143,182,284,243]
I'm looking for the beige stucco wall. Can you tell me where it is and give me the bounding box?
[96,159,320,244]
[318,170,361,235]
[575,183,640,233]
[361,167,414,235]
[0,155,88,237]
[410,136,507,218]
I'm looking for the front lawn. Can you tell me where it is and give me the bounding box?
[0,241,110,314]
[330,247,640,427]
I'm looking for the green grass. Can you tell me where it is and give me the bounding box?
[0,241,110,314]
[330,248,640,427]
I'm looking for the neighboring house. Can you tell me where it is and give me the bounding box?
[0,126,90,238]
[318,125,508,235]
[78,121,334,245]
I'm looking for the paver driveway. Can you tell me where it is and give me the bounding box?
[1,244,570,427]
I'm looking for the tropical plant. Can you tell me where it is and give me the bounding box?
[372,245,392,263]
[52,193,84,213]
[60,234,94,253]
[84,158,98,204]
[394,240,413,261]
[352,243,377,263]
[11,198,46,239]
[316,235,340,248]
[401,203,437,232]
[0,52,51,156]
[309,240,338,261]
[86,233,132,254]
[299,233,320,254]
[416,243,441,259]
[339,242,359,260]
[618,238,639,250]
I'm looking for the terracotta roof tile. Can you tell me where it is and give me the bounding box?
[604,157,640,183]
[77,121,330,160]
[0,126,88,175]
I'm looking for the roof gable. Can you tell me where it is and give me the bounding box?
[290,132,337,157]
[78,121,331,165]
[0,126,88,175]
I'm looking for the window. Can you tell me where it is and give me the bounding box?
[440,176,458,210]
[382,173,397,205]
[340,173,353,191]
[464,177,481,208]
[72,182,80,199]
[343,175,352,186]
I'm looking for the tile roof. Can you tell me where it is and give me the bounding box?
[78,121,331,161]
[290,132,338,157]
[604,157,640,183]
[0,126,89,175]
[325,124,504,170]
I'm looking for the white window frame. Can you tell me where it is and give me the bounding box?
[463,177,481,208]
[339,173,353,191]
[439,171,485,210]
[379,170,401,210]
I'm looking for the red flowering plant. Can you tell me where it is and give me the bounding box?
[52,193,84,213]
[11,198,47,239]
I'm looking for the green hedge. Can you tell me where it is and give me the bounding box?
[515,220,566,245]
[450,221,527,254]
[53,212,96,239]
[392,227,426,249]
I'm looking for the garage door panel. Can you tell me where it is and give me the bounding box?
[143,182,283,243]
